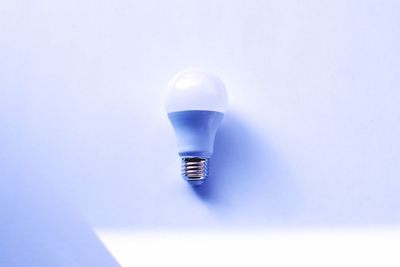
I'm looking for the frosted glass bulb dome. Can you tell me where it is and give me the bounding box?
[164,69,228,113]
[165,69,229,186]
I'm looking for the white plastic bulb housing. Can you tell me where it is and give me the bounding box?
[165,69,228,186]
[165,69,228,113]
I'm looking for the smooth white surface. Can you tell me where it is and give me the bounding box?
[97,229,400,267]
[1,0,400,265]
[164,69,228,113]
[1,0,398,229]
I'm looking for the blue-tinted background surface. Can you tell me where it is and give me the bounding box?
[1,0,400,237]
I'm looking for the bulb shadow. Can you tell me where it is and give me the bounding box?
[192,111,300,226]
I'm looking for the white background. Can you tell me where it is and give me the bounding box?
[1,0,400,266]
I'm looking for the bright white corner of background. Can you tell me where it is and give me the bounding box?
[96,228,400,267]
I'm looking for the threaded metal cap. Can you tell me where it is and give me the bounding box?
[181,157,209,186]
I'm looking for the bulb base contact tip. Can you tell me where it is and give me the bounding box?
[181,157,209,186]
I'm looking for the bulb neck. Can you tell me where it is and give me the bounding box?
[181,157,209,186]
[168,110,224,158]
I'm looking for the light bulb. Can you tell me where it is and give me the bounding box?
[165,69,228,186]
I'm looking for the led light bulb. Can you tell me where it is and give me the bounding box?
[165,69,228,186]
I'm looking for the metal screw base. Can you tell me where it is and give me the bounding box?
[181,157,209,186]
